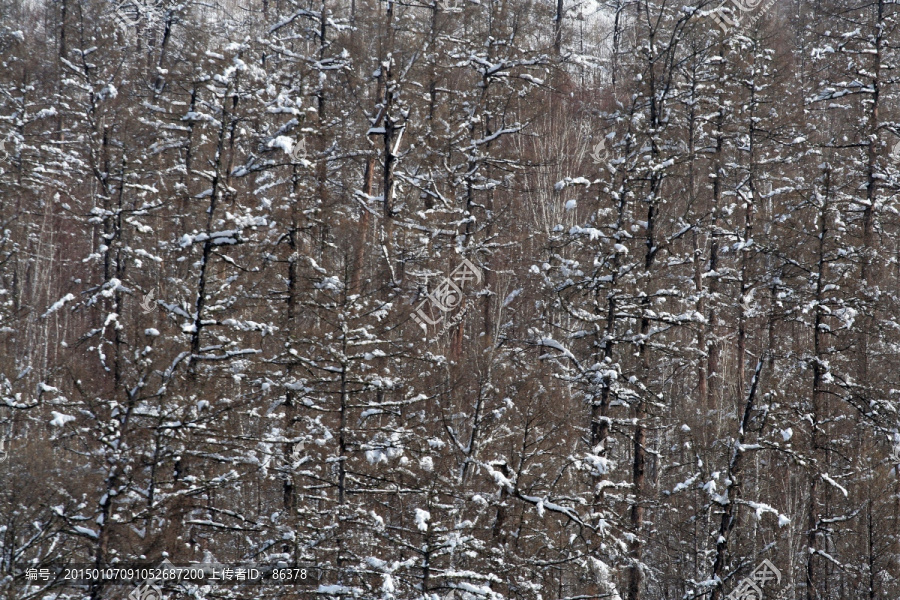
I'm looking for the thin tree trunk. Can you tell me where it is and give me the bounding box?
[806,169,830,600]
[554,0,564,54]
[710,359,764,600]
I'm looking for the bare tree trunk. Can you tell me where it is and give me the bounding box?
[379,0,397,285]
[859,0,884,386]
[710,359,764,600]
[350,157,375,295]
[806,169,830,600]
[554,0,564,54]
[707,50,727,412]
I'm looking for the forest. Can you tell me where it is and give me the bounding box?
[2,0,900,598]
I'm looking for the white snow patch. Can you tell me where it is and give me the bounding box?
[415,508,430,532]
[42,294,76,318]
[50,411,75,427]
[73,525,99,539]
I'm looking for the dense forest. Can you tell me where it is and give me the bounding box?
[2,0,900,598]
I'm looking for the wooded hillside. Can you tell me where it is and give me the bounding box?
[2,0,900,598]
